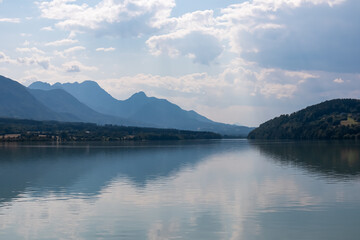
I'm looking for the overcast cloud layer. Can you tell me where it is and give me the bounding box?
[0,0,359,126]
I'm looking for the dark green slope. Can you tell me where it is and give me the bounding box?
[248,99,360,140]
[0,75,66,121]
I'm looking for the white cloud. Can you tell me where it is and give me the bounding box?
[62,61,98,73]
[17,56,51,70]
[99,59,314,109]
[1,49,51,70]
[53,46,86,58]
[333,78,344,84]
[158,9,217,30]
[64,46,86,54]
[41,26,54,31]
[0,52,16,64]
[20,33,32,37]
[0,18,20,23]
[217,0,356,72]
[36,0,353,69]
[16,47,45,55]
[147,31,223,64]
[259,83,297,99]
[96,47,115,52]
[38,0,175,34]
[215,0,346,53]
[67,30,77,38]
[45,38,79,46]
[65,64,80,72]
[146,10,224,64]
[146,0,352,68]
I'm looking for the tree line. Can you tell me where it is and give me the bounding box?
[0,118,221,142]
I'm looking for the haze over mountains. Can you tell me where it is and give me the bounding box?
[0,76,65,121]
[30,81,213,124]
[27,88,136,126]
[0,75,253,136]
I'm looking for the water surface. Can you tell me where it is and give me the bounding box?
[0,140,359,239]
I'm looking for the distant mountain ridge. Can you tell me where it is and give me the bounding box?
[29,80,253,136]
[0,75,144,127]
[28,88,138,126]
[248,99,360,139]
[29,81,213,122]
[0,75,68,121]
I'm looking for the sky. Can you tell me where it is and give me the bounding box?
[0,0,359,127]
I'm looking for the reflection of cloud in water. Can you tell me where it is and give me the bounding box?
[0,141,232,205]
[0,140,360,239]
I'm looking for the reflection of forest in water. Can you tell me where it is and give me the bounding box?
[251,140,360,179]
[0,141,230,206]
[1,140,360,240]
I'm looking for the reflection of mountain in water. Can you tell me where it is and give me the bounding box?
[251,141,360,179]
[0,141,231,205]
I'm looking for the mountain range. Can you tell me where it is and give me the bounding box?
[0,75,65,121]
[0,75,253,136]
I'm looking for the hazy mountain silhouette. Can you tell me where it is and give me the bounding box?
[28,88,140,126]
[0,76,69,121]
[30,81,120,115]
[30,81,253,136]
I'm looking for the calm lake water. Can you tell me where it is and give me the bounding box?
[0,140,359,240]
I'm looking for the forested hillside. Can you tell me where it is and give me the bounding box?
[248,99,360,140]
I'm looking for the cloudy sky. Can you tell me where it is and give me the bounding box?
[0,0,359,126]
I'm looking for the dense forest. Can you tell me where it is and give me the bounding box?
[248,99,360,140]
[0,118,221,142]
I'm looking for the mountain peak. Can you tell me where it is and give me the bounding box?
[81,80,100,87]
[28,81,52,90]
[130,91,147,99]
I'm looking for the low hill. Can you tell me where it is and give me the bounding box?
[248,99,360,140]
